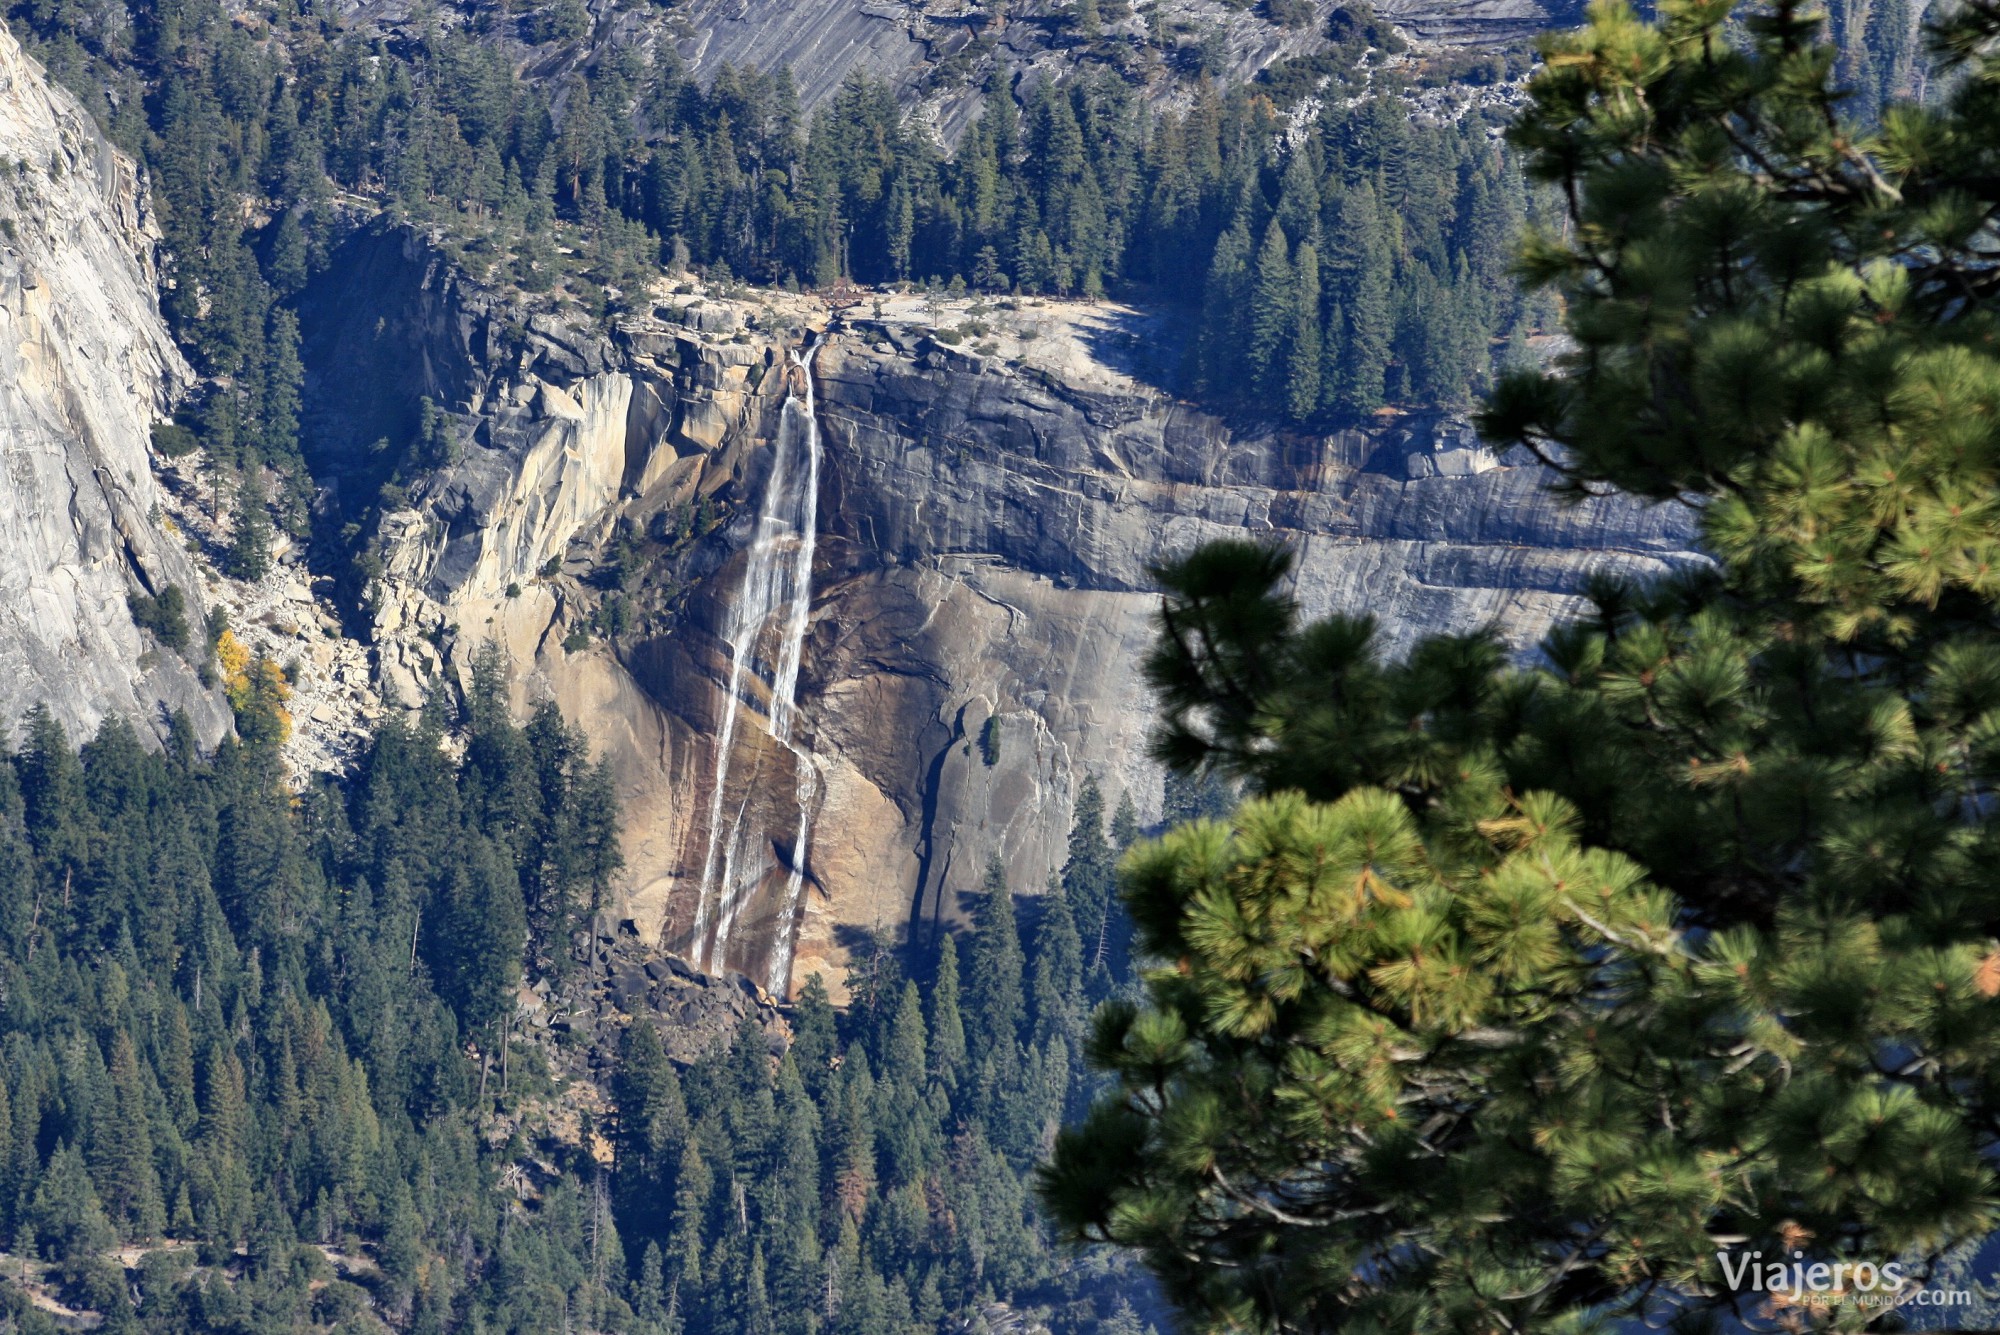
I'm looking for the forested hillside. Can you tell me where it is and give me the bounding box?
[0,637,1211,1330]
[7,0,1549,530]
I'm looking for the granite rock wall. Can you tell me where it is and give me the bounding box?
[0,25,228,748]
[300,238,1697,997]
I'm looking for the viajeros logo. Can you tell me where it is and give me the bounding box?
[1714,1247,1970,1311]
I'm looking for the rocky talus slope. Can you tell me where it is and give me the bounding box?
[304,230,1698,999]
[0,24,227,746]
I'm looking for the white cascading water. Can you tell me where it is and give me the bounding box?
[691,339,823,993]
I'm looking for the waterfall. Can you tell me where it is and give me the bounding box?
[690,339,823,992]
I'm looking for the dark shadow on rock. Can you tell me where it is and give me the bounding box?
[1073,302,1189,399]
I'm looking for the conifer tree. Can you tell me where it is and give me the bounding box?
[1248,220,1294,404]
[1110,790,1139,850]
[636,1241,670,1330]
[1193,216,1252,395]
[964,858,1024,1062]
[668,1138,710,1296]
[1285,241,1322,422]
[791,972,840,1105]
[884,981,927,1093]
[1028,878,1083,1054]
[832,1045,877,1223]
[1325,184,1392,414]
[767,1057,823,1314]
[27,1142,114,1262]
[160,1000,198,1133]
[261,307,303,469]
[1061,778,1114,970]
[16,703,84,891]
[436,837,527,1032]
[1045,1,2000,1329]
[94,1032,164,1239]
[224,467,273,582]
[1275,148,1320,249]
[615,1023,687,1237]
[197,1044,246,1165]
[926,934,966,1094]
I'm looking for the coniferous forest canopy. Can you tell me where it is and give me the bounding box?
[10,0,1555,523]
[0,642,1217,1332]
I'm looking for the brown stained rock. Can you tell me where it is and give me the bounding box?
[313,254,1698,1005]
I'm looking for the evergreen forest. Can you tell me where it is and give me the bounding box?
[0,641,1210,1331]
[7,0,1549,521]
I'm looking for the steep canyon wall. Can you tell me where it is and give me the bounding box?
[302,230,1699,997]
[0,24,228,747]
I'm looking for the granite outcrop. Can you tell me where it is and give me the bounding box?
[300,230,1698,998]
[0,24,228,748]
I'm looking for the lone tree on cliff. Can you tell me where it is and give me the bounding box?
[1041,0,2000,1328]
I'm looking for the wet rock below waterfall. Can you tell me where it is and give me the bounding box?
[543,924,790,1069]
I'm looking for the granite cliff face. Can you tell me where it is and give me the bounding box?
[0,9,1685,993]
[0,24,228,747]
[301,230,1697,997]
[662,0,1579,142]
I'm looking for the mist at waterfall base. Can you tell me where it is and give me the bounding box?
[690,342,824,994]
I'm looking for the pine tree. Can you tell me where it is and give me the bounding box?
[616,1023,687,1237]
[1028,878,1082,1052]
[767,1056,823,1316]
[1325,184,1392,414]
[1248,220,1294,404]
[268,208,309,294]
[197,1043,246,1165]
[1061,778,1114,972]
[225,466,273,582]
[745,1242,775,1335]
[1286,241,1322,421]
[1275,146,1320,249]
[636,1241,670,1329]
[1192,215,1251,395]
[791,972,840,1105]
[0,764,32,960]
[963,858,1023,1062]
[261,307,303,468]
[16,703,84,893]
[668,1138,711,1295]
[27,1142,114,1262]
[1110,790,1139,849]
[1046,3,2000,1329]
[927,933,966,1094]
[160,1000,198,1133]
[93,1032,164,1239]
[1103,1297,1153,1335]
[436,836,526,1032]
[832,1045,877,1223]
[884,981,926,1093]
[886,177,914,280]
